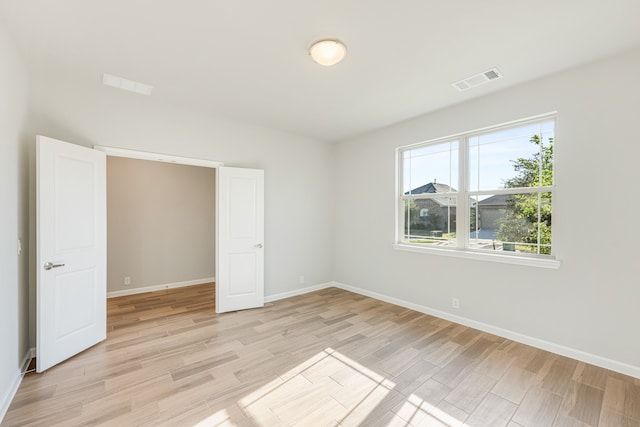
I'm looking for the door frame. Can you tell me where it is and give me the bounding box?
[94,145,225,308]
[94,146,224,169]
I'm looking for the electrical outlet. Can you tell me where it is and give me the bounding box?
[452,297,460,309]
[124,277,131,286]
[299,275,305,285]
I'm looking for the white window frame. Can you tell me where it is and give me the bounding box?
[394,113,560,269]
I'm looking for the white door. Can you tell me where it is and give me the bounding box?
[37,136,107,372]
[216,167,264,313]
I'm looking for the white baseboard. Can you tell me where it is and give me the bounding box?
[0,347,35,424]
[87,277,640,379]
[107,277,215,298]
[264,282,334,303]
[332,281,640,380]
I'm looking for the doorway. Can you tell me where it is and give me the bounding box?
[106,156,216,298]
[37,138,265,371]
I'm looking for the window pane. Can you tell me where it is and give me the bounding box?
[468,121,554,191]
[469,192,552,254]
[540,130,554,187]
[402,197,456,247]
[539,192,552,254]
[397,116,555,258]
[403,140,458,194]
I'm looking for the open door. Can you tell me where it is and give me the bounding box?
[37,136,106,372]
[216,166,264,313]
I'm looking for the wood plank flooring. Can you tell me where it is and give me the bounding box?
[2,283,639,426]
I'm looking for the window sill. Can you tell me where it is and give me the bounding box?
[392,243,561,269]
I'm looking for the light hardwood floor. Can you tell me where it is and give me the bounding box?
[2,283,639,426]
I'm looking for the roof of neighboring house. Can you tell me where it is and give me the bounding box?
[408,182,519,209]
[406,182,459,208]
[477,194,511,207]
[406,182,456,195]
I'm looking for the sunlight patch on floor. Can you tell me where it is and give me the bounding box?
[238,347,394,425]
[192,347,467,426]
[394,393,470,426]
[193,408,231,427]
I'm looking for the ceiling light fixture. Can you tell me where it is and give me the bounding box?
[309,39,347,66]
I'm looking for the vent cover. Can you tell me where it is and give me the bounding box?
[452,68,502,92]
[103,74,153,96]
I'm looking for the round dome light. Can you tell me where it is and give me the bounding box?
[309,39,347,66]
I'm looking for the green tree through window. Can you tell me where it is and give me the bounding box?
[496,135,553,254]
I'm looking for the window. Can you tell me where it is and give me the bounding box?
[398,115,555,261]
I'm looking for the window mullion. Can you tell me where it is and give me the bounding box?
[404,151,409,241]
[537,192,542,254]
[398,150,409,243]
[458,138,469,249]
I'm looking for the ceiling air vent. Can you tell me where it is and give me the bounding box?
[451,67,502,92]
[103,74,153,96]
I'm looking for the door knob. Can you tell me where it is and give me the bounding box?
[44,262,65,270]
[255,243,263,248]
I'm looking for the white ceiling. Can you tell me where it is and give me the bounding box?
[2,1,640,142]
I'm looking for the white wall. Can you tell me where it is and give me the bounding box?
[3,25,636,426]
[334,46,640,374]
[107,157,216,294]
[27,76,335,345]
[0,22,30,419]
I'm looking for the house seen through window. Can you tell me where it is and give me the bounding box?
[398,115,555,257]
